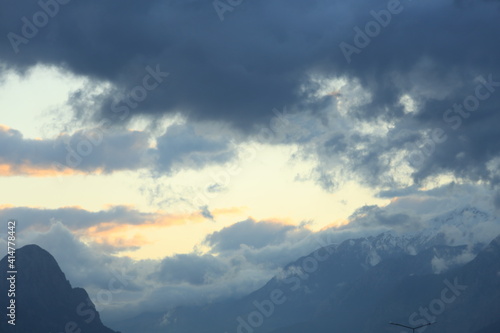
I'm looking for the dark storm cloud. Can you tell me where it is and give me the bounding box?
[0,0,327,129]
[405,79,500,185]
[0,0,453,125]
[1,0,500,185]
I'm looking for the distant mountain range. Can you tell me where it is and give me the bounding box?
[111,234,500,333]
[110,206,500,333]
[1,206,499,333]
[0,244,119,333]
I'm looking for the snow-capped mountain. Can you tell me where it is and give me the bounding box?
[412,205,492,243]
[358,205,499,262]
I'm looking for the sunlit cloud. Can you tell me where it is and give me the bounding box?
[0,162,92,177]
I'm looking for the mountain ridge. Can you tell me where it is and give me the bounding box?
[111,225,500,333]
[0,244,119,333]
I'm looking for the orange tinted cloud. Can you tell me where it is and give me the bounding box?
[82,210,207,248]
[0,163,87,177]
[91,232,151,249]
[0,124,11,132]
[263,217,297,226]
[0,204,14,209]
[320,219,349,230]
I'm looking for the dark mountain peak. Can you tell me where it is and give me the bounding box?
[0,244,119,333]
[15,244,56,265]
[17,243,60,261]
[15,244,62,272]
[17,243,44,252]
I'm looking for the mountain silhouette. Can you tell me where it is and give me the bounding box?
[0,244,119,333]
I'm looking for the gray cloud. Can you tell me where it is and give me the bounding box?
[347,205,423,232]
[199,205,214,221]
[154,253,228,285]
[155,124,234,173]
[1,0,500,186]
[0,125,151,173]
[0,217,322,322]
[0,123,238,176]
[336,184,500,246]
[0,205,160,233]
[204,219,299,252]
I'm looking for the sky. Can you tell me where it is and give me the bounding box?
[0,0,500,324]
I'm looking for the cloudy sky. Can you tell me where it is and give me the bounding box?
[1,0,500,323]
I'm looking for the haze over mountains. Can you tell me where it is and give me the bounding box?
[2,206,499,333]
[110,222,500,333]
